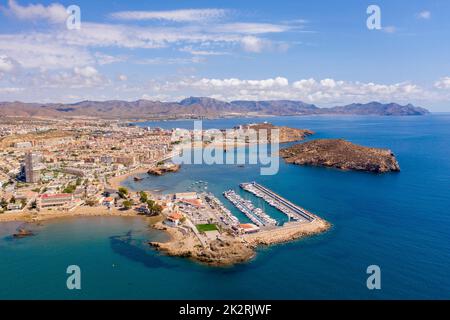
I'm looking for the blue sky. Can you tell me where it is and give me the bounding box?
[0,0,449,111]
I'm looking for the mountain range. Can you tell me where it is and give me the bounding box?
[0,97,430,119]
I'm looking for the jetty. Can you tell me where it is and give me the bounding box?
[223,190,277,227]
[240,182,315,222]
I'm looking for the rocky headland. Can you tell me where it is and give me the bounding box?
[149,222,255,266]
[280,139,400,173]
[149,219,330,266]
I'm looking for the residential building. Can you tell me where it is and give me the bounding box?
[24,152,42,183]
[38,193,74,209]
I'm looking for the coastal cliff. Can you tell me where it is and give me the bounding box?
[280,139,400,173]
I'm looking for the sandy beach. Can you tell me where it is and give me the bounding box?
[108,166,149,189]
[0,206,141,223]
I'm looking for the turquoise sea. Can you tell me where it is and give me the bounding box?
[1,115,449,299]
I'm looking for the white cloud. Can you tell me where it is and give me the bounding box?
[1,0,67,23]
[136,56,205,65]
[95,52,127,65]
[241,36,266,53]
[0,34,94,69]
[434,77,450,89]
[0,55,19,73]
[141,76,433,106]
[118,74,128,81]
[417,11,431,20]
[110,8,228,22]
[179,46,228,56]
[383,26,397,33]
[0,87,24,93]
[213,23,291,34]
[27,67,107,89]
[190,77,289,89]
[74,66,99,78]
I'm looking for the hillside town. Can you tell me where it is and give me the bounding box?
[0,118,176,215]
[0,118,330,265]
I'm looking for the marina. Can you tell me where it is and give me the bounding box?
[223,190,277,227]
[203,192,240,228]
[240,182,315,222]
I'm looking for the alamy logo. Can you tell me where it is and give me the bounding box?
[366,5,382,30]
[66,5,81,30]
[366,265,381,290]
[171,121,280,175]
[66,265,81,290]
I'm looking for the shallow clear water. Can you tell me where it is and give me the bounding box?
[1,115,449,299]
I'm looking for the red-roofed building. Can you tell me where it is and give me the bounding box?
[164,212,184,227]
[38,193,74,210]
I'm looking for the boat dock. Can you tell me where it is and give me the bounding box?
[223,190,277,227]
[204,192,240,227]
[240,182,315,222]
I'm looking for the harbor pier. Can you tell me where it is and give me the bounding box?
[240,182,315,222]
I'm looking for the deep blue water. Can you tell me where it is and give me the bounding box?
[1,115,449,299]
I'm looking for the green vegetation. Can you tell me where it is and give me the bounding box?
[146,200,163,215]
[139,191,148,203]
[157,161,165,166]
[63,184,76,194]
[0,198,7,210]
[196,224,218,232]
[122,200,132,210]
[118,187,128,199]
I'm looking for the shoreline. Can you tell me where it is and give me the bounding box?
[108,166,150,189]
[150,218,331,266]
[0,139,331,266]
[0,203,331,267]
[0,206,142,223]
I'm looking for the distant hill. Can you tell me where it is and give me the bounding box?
[322,102,430,116]
[0,97,430,119]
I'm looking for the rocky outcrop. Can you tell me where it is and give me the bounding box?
[12,228,34,238]
[149,225,255,266]
[147,164,180,176]
[239,123,314,143]
[149,219,331,266]
[280,139,400,173]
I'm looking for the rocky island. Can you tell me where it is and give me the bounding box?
[238,122,314,143]
[280,139,400,173]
